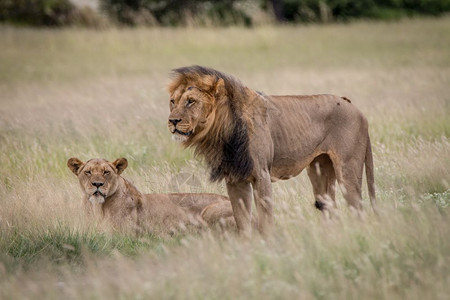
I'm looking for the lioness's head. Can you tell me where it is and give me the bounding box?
[68,157,128,204]
[167,66,226,143]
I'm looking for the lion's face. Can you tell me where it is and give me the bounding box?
[68,158,128,204]
[168,85,216,142]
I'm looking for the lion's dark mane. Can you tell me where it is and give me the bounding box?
[172,66,254,183]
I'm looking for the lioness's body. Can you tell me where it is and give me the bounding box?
[68,158,233,232]
[167,66,376,234]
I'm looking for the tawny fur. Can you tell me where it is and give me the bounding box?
[167,66,377,234]
[68,157,234,233]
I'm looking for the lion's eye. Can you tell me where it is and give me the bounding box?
[84,170,91,175]
[170,99,175,105]
[103,170,110,175]
[186,99,195,107]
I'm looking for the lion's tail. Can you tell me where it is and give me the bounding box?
[365,136,377,214]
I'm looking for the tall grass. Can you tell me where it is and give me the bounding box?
[0,17,449,299]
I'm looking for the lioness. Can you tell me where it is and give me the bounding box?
[67,157,233,232]
[167,66,376,234]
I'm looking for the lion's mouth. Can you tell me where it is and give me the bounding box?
[174,129,193,136]
[93,190,106,197]
[89,189,106,204]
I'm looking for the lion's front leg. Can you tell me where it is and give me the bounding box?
[252,171,273,236]
[226,181,253,236]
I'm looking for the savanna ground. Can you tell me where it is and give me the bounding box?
[0,17,449,299]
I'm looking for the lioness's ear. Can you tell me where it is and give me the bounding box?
[67,157,84,175]
[213,78,225,96]
[112,158,128,175]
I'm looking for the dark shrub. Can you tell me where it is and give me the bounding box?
[262,0,450,23]
[0,0,108,27]
[100,0,252,26]
[0,0,75,26]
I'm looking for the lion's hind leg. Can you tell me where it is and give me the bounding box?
[307,154,337,219]
[337,156,365,218]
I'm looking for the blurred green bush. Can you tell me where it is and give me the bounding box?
[0,0,107,26]
[0,0,74,26]
[263,0,450,22]
[100,0,252,26]
[0,0,449,27]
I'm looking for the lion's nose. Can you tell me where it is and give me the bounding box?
[92,182,104,188]
[169,118,182,126]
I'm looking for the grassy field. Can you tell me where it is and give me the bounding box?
[0,17,449,299]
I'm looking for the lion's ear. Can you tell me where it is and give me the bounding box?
[67,157,84,175]
[213,78,225,97]
[112,158,128,175]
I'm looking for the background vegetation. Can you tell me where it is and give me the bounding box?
[263,0,450,22]
[0,17,449,298]
[1,0,449,27]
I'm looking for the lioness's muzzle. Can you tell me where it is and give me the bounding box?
[93,189,106,197]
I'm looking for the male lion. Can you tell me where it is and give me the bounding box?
[167,66,376,234]
[67,157,233,232]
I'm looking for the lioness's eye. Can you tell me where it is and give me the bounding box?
[186,99,195,106]
[104,170,110,175]
[84,171,91,175]
[170,99,175,104]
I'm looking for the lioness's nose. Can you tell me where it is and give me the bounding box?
[169,118,181,126]
[92,182,104,188]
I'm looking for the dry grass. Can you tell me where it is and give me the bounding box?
[0,17,449,299]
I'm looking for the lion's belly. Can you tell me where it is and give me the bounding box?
[267,95,347,182]
[270,157,310,182]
